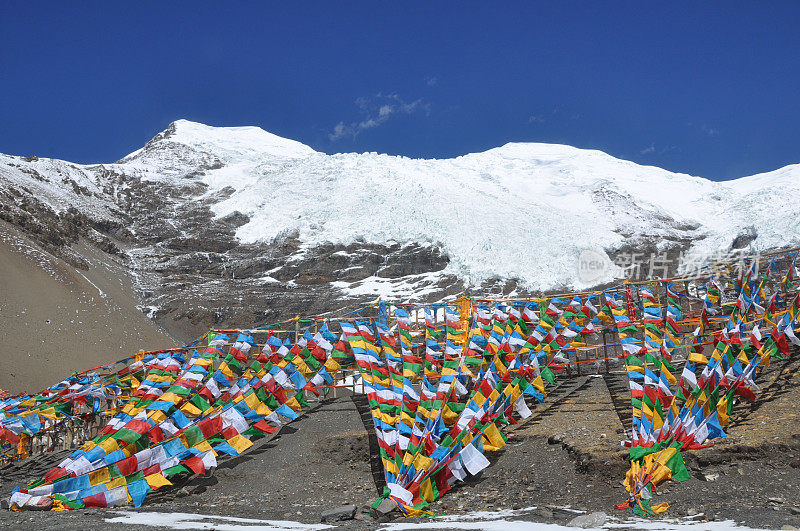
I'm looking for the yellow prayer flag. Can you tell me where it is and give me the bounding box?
[413,453,434,475]
[97,437,119,454]
[531,375,545,393]
[382,457,399,475]
[227,434,253,454]
[106,477,127,490]
[419,477,435,503]
[284,395,303,412]
[687,352,709,365]
[180,402,202,418]
[661,365,677,385]
[88,467,111,486]
[145,472,172,489]
[482,422,506,451]
[160,392,182,404]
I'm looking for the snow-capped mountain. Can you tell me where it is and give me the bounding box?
[1,119,798,337]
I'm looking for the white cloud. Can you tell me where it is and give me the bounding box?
[426,76,438,86]
[640,143,655,155]
[329,93,429,141]
[528,114,545,124]
[329,122,351,141]
[702,125,720,136]
[659,145,678,155]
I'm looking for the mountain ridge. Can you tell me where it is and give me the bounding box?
[129,119,800,183]
[8,118,799,182]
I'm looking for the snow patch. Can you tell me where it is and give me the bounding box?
[137,305,159,319]
[379,506,771,531]
[75,270,108,300]
[332,272,444,300]
[105,510,333,530]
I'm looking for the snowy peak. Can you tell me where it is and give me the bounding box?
[165,119,317,160]
[471,141,613,162]
[118,119,316,171]
[726,162,800,193]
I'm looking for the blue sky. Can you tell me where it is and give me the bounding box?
[1,2,798,180]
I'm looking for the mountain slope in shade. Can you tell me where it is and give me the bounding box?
[0,119,798,347]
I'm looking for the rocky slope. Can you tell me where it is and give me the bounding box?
[1,120,798,346]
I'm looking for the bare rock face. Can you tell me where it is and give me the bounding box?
[731,226,758,249]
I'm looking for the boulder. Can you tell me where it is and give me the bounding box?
[567,511,609,529]
[321,504,357,523]
[373,497,399,516]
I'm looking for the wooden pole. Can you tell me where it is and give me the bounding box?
[655,281,662,307]
[566,349,573,377]
[683,280,692,315]
[599,290,623,370]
